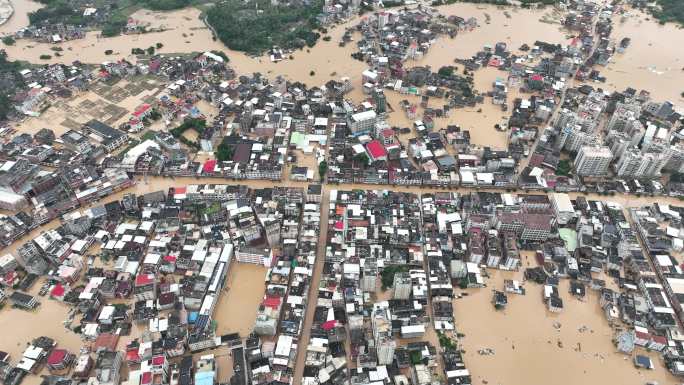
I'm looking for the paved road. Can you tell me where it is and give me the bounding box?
[291,187,330,384]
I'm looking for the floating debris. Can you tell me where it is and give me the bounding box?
[478,348,495,355]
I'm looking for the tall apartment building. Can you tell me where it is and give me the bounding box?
[560,125,599,153]
[372,306,396,365]
[606,131,641,160]
[615,148,670,179]
[606,101,642,134]
[348,110,377,135]
[574,146,613,177]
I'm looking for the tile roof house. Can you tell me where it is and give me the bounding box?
[366,140,388,162]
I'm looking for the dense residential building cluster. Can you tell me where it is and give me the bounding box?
[0,183,322,385]
[3,178,684,385]
[0,0,684,384]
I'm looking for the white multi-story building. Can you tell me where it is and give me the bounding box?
[575,146,613,177]
[372,305,396,365]
[616,148,670,179]
[235,246,272,266]
[606,101,641,134]
[561,125,599,153]
[606,131,641,160]
[348,110,377,135]
[551,193,576,225]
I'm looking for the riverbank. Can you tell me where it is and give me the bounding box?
[0,0,13,28]
[0,0,41,35]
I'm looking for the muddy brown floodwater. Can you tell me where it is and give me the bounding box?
[602,8,684,104]
[0,0,42,35]
[1,2,684,384]
[213,262,268,337]
[457,269,679,385]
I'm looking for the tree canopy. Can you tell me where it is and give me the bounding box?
[0,52,23,121]
[215,142,234,162]
[206,0,324,54]
[650,0,684,25]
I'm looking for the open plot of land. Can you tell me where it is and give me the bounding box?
[13,76,164,136]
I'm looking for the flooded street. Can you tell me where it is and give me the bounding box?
[0,299,83,361]
[0,280,82,385]
[2,8,225,63]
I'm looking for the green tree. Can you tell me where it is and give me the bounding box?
[156,42,163,49]
[381,265,409,290]
[438,66,454,77]
[0,51,23,120]
[555,159,573,176]
[2,36,15,46]
[146,46,155,55]
[215,142,234,161]
[354,152,369,166]
[318,160,328,180]
[0,94,12,121]
[144,0,191,11]
[170,118,206,137]
[205,0,324,55]
[149,109,161,121]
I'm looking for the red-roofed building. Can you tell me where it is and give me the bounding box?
[134,273,156,301]
[126,346,142,365]
[128,118,144,132]
[47,349,75,372]
[139,353,169,385]
[50,283,67,301]
[528,74,545,90]
[93,333,119,352]
[141,371,153,385]
[263,296,281,309]
[650,335,668,352]
[366,140,388,162]
[488,56,502,67]
[135,273,155,286]
[132,104,152,119]
[380,129,396,146]
[202,160,217,173]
